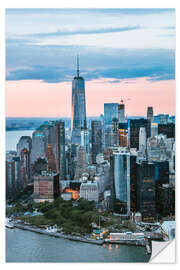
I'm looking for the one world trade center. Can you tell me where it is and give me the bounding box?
[71,55,87,144]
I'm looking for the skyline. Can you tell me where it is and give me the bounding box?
[6,8,175,117]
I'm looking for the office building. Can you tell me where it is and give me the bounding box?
[56,121,66,179]
[104,103,118,127]
[12,156,21,192]
[158,123,175,138]
[81,129,90,163]
[20,148,31,188]
[80,181,99,202]
[151,123,158,137]
[17,136,32,156]
[113,151,131,214]
[105,118,119,148]
[128,118,150,149]
[71,56,87,144]
[91,120,102,164]
[48,123,57,159]
[154,114,169,124]
[137,161,156,222]
[154,161,169,186]
[147,106,154,123]
[139,127,147,158]
[147,134,170,162]
[118,103,125,123]
[33,171,60,203]
[156,184,175,217]
[74,146,88,179]
[118,123,128,147]
[45,144,56,171]
[31,130,46,164]
[6,160,15,198]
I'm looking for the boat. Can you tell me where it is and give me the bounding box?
[6,218,14,229]
[45,225,58,233]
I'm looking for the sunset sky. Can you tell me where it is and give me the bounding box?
[6,8,175,117]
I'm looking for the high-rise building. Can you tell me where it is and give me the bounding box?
[147,106,154,123]
[154,114,169,124]
[20,148,31,188]
[33,171,60,203]
[91,120,102,164]
[12,156,21,192]
[151,123,158,137]
[71,55,87,144]
[156,184,175,217]
[118,123,128,147]
[48,123,57,159]
[105,118,119,148]
[112,118,119,146]
[158,123,175,138]
[147,134,169,162]
[118,103,125,123]
[17,136,32,156]
[81,129,90,163]
[128,118,150,149]
[38,123,51,151]
[80,181,99,202]
[104,103,118,127]
[113,151,131,214]
[110,148,138,214]
[46,144,56,171]
[56,121,66,179]
[154,161,169,186]
[31,130,46,164]
[139,127,147,157]
[6,160,15,198]
[137,161,156,222]
[74,146,88,179]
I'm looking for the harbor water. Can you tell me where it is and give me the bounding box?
[6,228,151,262]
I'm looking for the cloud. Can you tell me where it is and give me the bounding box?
[18,26,141,39]
[6,8,175,16]
[6,38,175,83]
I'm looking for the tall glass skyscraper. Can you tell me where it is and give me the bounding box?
[113,152,130,214]
[104,103,118,127]
[71,55,87,144]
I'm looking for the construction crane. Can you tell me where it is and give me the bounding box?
[120,98,131,104]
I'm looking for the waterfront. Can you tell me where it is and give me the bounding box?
[6,130,34,151]
[6,228,151,263]
[6,129,151,263]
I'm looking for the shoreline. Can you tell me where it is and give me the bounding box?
[13,224,104,245]
[9,223,151,253]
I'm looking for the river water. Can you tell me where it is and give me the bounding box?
[6,130,151,263]
[6,228,151,263]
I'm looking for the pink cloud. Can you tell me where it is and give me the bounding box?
[6,78,175,117]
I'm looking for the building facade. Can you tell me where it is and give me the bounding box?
[56,121,66,179]
[91,120,102,164]
[71,56,87,144]
[33,171,60,202]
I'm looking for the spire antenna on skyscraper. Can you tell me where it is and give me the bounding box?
[77,54,80,77]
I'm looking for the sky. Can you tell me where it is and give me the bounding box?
[6,8,175,117]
